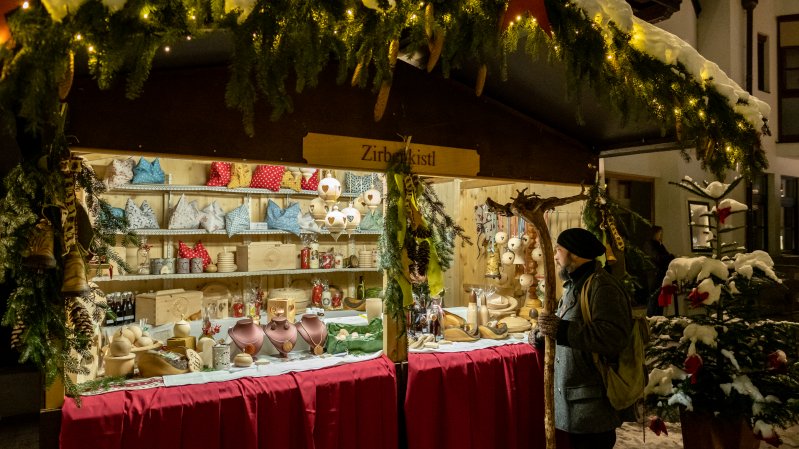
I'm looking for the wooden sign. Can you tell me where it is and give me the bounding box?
[303,133,479,177]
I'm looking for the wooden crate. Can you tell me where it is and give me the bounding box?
[266,298,296,322]
[235,242,297,272]
[136,289,204,325]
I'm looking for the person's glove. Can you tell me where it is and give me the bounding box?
[537,313,561,339]
[529,329,545,350]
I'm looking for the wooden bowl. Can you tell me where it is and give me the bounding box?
[136,350,190,377]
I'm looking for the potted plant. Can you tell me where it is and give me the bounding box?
[645,177,799,448]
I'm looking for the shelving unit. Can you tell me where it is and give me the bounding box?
[119,229,382,236]
[110,184,363,198]
[91,267,381,282]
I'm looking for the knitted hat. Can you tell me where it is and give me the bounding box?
[556,228,605,260]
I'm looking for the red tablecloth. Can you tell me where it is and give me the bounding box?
[61,355,398,449]
[405,344,545,449]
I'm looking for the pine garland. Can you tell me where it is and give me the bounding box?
[1,0,768,177]
[0,111,132,398]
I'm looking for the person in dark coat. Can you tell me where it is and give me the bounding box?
[644,225,674,316]
[537,228,633,449]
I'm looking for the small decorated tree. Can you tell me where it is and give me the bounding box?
[645,177,799,448]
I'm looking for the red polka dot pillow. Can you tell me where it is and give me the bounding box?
[177,240,212,268]
[250,165,285,191]
[206,162,232,187]
[301,169,319,191]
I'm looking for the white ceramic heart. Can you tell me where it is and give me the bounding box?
[501,251,515,265]
[519,273,535,289]
[531,247,544,262]
[363,188,382,211]
[507,237,522,251]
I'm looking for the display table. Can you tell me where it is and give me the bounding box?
[405,343,545,449]
[60,355,398,449]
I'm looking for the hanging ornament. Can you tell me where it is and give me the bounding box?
[9,313,24,349]
[500,0,552,37]
[424,3,445,73]
[363,188,382,212]
[374,37,399,122]
[0,1,20,46]
[495,231,508,245]
[325,204,347,241]
[61,248,90,296]
[309,196,328,226]
[317,171,342,205]
[57,51,75,101]
[224,0,256,22]
[342,202,362,235]
[475,64,487,97]
[361,0,395,11]
[57,156,84,254]
[67,297,94,339]
[485,244,500,279]
[100,0,127,13]
[41,0,88,22]
[23,219,57,270]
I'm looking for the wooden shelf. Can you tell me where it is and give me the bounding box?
[109,184,366,198]
[91,267,382,282]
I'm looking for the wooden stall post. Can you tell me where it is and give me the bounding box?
[487,187,587,449]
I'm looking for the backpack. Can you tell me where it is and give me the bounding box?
[579,273,650,411]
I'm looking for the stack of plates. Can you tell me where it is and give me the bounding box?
[217,252,237,273]
[359,250,374,268]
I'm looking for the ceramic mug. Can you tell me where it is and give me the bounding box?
[190,257,204,273]
[177,258,190,274]
[213,344,231,370]
[162,258,176,274]
[150,258,165,275]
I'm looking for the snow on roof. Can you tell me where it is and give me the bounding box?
[573,0,770,130]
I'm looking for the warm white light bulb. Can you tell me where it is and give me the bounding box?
[22,1,30,9]
[164,46,171,53]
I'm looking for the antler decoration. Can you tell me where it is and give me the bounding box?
[486,184,588,449]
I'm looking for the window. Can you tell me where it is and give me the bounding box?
[758,34,770,93]
[778,16,799,141]
[746,173,768,251]
[781,176,798,253]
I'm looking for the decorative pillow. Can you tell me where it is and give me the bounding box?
[104,158,135,188]
[124,199,159,229]
[131,157,165,184]
[199,201,225,233]
[225,203,250,237]
[206,162,232,187]
[359,212,384,231]
[168,194,201,229]
[298,212,322,233]
[345,172,383,195]
[265,200,302,236]
[301,170,319,191]
[178,240,211,269]
[280,171,302,192]
[227,163,252,189]
[250,165,285,191]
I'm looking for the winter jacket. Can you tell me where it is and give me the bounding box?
[553,260,633,433]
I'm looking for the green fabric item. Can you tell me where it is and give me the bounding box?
[325,318,383,355]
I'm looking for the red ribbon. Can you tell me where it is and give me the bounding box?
[687,288,709,308]
[658,284,677,307]
[768,350,788,374]
[500,0,552,36]
[684,354,703,384]
[648,416,668,436]
[717,206,732,224]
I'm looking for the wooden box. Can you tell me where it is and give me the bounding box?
[136,289,204,326]
[267,298,296,323]
[235,242,297,272]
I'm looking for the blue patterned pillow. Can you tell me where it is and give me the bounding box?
[225,203,250,237]
[345,172,382,195]
[265,200,302,236]
[131,157,165,184]
[359,212,384,230]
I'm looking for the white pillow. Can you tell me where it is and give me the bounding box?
[199,201,225,232]
[168,194,201,229]
[104,159,135,189]
[124,199,159,229]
